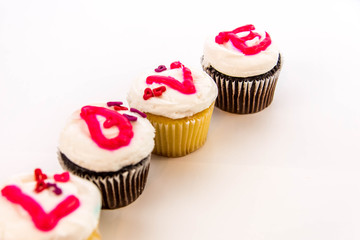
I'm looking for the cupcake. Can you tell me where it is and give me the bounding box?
[127,61,218,157]
[58,101,155,209]
[202,24,282,114]
[0,168,102,240]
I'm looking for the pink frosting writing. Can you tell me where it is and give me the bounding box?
[146,61,196,94]
[1,185,80,231]
[215,24,271,55]
[80,105,134,150]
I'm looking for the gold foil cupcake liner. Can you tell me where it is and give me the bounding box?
[58,152,150,209]
[146,103,214,157]
[203,55,282,114]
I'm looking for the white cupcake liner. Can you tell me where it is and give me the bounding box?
[58,152,150,209]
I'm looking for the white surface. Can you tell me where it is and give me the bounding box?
[1,0,360,239]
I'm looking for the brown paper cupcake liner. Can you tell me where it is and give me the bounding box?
[58,152,150,209]
[145,103,214,157]
[202,54,282,114]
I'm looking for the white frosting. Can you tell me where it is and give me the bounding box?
[203,26,280,77]
[0,173,101,240]
[58,103,155,172]
[127,64,218,119]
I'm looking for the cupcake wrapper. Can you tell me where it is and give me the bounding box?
[203,55,282,114]
[146,103,214,157]
[58,152,150,209]
[88,228,101,240]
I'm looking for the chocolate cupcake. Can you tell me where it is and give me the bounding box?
[202,24,282,114]
[58,102,155,209]
[127,61,218,157]
[0,169,102,240]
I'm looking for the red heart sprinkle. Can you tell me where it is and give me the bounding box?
[143,87,154,100]
[114,105,128,111]
[153,86,166,96]
[54,172,70,183]
[34,168,47,182]
[35,180,48,193]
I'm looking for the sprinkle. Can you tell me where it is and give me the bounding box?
[130,108,147,118]
[54,172,70,183]
[170,61,182,69]
[33,169,66,195]
[47,183,62,195]
[153,86,166,97]
[143,88,154,100]
[34,168,48,193]
[34,168,47,182]
[114,105,129,111]
[53,187,62,195]
[155,65,167,72]
[123,113,137,122]
[34,180,47,193]
[107,101,123,107]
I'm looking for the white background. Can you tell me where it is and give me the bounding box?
[1,0,360,239]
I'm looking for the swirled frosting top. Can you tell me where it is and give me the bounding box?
[127,61,218,119]
[203,24,280,77]
[0,170,101,240]
[58,102,155,172]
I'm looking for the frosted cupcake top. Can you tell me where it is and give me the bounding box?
[203,24,280,77]
[127,61,218,119]
[0,169,101,240]
[58,102,155,172]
